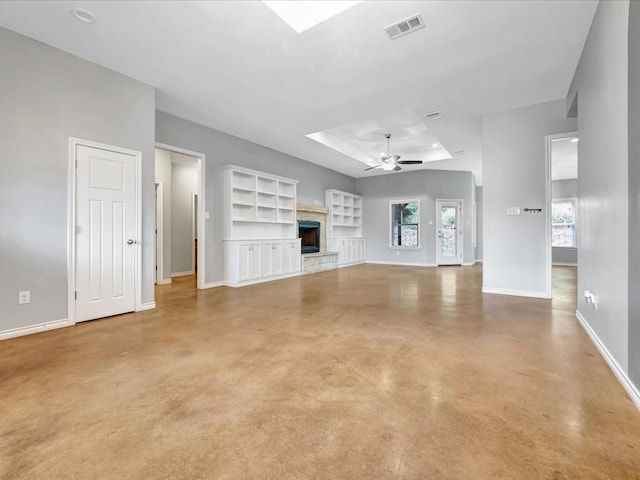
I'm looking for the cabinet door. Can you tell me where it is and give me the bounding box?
[283,240,300,273]
[337,239,347,264]
[263,241,283,277]
[239,242,262,280]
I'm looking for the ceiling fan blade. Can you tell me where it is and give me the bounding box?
[397,160,423,165]
[364,165,382,171]
[393,165,402,172]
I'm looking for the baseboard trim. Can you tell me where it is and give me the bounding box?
[157,279,172,285]
[137,302,156,312]
[0,318,70,341]
[337,261,366,269]
[224,272,302,288]
[575,310,640,411]
[482,287,550,299]
[462,261,478,266]
[552,262,577,266]
[366,260,437,267]
[171,271,194,278]
[200,281,225,289]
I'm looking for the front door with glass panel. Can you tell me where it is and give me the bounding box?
[436,200,462,265]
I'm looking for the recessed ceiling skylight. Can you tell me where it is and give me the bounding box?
[263,1,361,33]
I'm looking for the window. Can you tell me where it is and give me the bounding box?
[390,200,420,248]
[552,199,577,247]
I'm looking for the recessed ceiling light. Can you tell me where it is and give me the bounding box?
[72,7,97,24]
[571,138,579,143]
[263,1,361,33]
[432,143,439,148]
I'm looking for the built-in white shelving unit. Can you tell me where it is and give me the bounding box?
[325,189,366,266]
[223,165,301,286]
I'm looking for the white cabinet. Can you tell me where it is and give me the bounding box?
[225,239,301,286]
[327,237,367,266]
[237,242,262,281]
[262,241,283,277]
[282,239,301,273]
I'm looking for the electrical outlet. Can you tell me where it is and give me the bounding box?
[18,290,30,304]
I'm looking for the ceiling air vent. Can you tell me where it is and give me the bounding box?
[384,14,425,40]
[425,111,441,120]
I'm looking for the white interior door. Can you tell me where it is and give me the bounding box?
[76,144,137,321]
[436,200,463,265]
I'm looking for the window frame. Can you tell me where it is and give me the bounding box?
[551,197,577,248]
[389,199,421,250]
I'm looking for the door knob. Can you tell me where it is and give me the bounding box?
[127,239,135,245]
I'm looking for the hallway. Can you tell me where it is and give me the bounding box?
[1,265,639,479]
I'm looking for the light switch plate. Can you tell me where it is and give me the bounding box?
[18,290,30,304]
[507,207,521,216]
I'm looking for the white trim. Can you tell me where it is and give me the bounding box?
[0,319,70,341]
[155,143,207,290]
[552,262,577,266]
[201,281,225,289]
[366,260,437,267]
[155,181,164,285]
[482,287,550,299]
[224,272,301,288]
[171,271,194,278]
[68,138,143,325]
[546,131,578,300]
[462,261,478,266]
[137,302,156,311]
[576,310,640,411]
[156,279,172,285]
[337,261,366,268]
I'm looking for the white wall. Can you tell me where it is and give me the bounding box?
[0,27,156,335]
[155,149,172,283]
[155,111,356,285]
[483,99,576,296]
[171,161,197,275]
[355,170,475,266]
[568,0,631,373]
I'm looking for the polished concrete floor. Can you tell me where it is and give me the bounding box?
[1,265,639,479]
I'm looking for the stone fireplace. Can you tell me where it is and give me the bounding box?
[296,203,338,273]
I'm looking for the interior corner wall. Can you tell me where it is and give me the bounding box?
[0,27,156,335]
[482,99,576,296]
[569,0,630,373]
[355,170,474,266]
[628,0,640,388]
[155,111,356,285]
[155,148,172,282]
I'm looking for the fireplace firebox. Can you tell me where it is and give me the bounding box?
[298,220,320,254]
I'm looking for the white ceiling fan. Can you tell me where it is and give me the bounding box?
[364,133,424,172]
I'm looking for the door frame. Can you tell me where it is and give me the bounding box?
[155,181,165,284]
[435,199,463,265]
[545,131,578,299]
[67,137,143,325]
[155,142,206,290]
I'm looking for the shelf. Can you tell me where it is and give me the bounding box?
[257,204,277,210]
[233,201,256,207]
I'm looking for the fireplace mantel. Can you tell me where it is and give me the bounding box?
[296,204,328,215]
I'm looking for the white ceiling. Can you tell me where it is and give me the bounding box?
[0,0,598,185]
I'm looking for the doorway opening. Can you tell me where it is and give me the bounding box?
[154,144,206,290]
[546,132,579,299]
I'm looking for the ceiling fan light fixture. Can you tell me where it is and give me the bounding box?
[381,163,395,171]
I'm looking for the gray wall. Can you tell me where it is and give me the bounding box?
[155,148,172,282]
[155,111,356,284]
[630,0,640,391]
[483,99,576,296]
[476,186,483,261]
[355,170,475,266]
[568,0,630,372]
[0,27,156,334]
[171,163,197,274]
[552,179,578,265]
